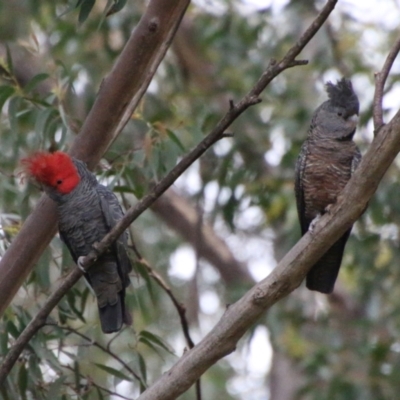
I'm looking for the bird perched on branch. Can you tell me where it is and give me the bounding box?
[295,78,361,294]
[23,151,132,333]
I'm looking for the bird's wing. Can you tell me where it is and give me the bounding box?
[294,140,310,234]
[59,229,79,264]
[98,185,132,288]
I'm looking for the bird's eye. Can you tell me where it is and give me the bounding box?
[337,112,343,117]
[57,180,63,185]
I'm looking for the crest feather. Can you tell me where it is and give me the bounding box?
[22,151,80,192]
[325,78,359,114]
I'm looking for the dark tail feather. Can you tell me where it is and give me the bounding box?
[306,230,351,294]
[98,292,132,334]
[98,295,123,334]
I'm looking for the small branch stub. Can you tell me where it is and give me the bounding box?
[249,95,262,105]
[148,17,159,33]
[372,35,400,134]
[289,59,309,67]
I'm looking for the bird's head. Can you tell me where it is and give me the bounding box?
[326,78,359,118]
[22,151,81,196]
[314,78,360,141]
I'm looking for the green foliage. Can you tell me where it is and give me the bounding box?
[1,0,400,399]
[76,0,96,24]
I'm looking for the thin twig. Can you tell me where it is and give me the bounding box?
[193,202,204,400]
[0,270,79,385]
[61,363,133,400]
[121,192,201,399]
[373,35,400,134]
[141,258,195,349]
[121,191,196,350]
[134,251,202,397]
[0,0,337,385]
[47,324,144,384]
[132,245,202,399]
[249,0,338,97]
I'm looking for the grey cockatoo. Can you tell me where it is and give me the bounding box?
[23,151,132,333]
[295,78,361,294]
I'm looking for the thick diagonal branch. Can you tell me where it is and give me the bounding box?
[134,108,400,400]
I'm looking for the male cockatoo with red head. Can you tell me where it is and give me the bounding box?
[23,151,132,333]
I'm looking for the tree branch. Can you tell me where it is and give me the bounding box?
[140,257,195,349]
[133,108,400,400]
[0,266,83,384]
[60,362,133,400]
[121,217,196,350]
[0,0,338,385]
[250,0,338,97]
[0,0,190,318]
[49,324,144,384]
[123,193,201,399]
[373,35,400,133]
[139,256,202,400]
[152,189,253,284]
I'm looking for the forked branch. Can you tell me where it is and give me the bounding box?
[373,35,400,133]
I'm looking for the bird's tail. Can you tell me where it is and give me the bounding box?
[88,258,132,334]
[306,230,351,294]
[98,291,132,334]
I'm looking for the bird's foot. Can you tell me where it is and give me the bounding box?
[309,213,322,234]
[325,203,335,213]
[325,204,332,213]
[325,195,343,214]
[77,256,87,273]
[93,241,109,254]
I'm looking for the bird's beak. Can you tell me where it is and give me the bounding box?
[348,114,359,124]
[346,114,359,130]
